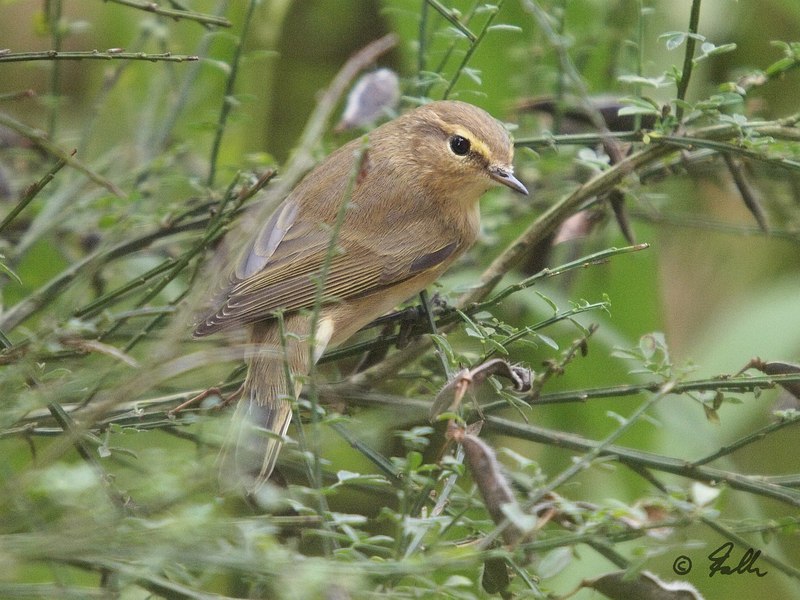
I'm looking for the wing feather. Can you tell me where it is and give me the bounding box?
[194,198,463,337]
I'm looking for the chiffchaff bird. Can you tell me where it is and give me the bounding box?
[194,100,528,491]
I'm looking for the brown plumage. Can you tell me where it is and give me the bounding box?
[194,100,527,491]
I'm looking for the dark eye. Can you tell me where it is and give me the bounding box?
[449,135,471,156]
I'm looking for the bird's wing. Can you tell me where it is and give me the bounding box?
[194,198,460,336]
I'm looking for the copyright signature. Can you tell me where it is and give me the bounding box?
[672,543,768,578]
[707,542,768,578]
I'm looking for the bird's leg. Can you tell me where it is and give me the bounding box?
[352,293,452,374]
[352,320,396,373]
[390,292,450,349]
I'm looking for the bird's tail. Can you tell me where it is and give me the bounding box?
[224,316,312,493]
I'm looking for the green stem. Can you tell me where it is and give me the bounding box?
[153,0,228,153]
[692,414,800,466]
[634,0,646,131]
[0,50,199,63]
[207,0,255,187]
[702,516,800,581]
[0,155,68,235]
[474,244,648,311]
[675,0,702,121]
[426,0,476,42]
[483,413,800,508]
[524,373,800,405]
[0,112,123,196]
[104,0,232,27]
[442,0,503,99]
[417,0,429,77]
[480,384,673,548]
[46,0,63,140]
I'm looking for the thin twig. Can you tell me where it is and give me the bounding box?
[479,383,675,549]
[0,153,70,234]
[701,516,800,580]
[0,50,200,63]
[442,0,502,99]
[674,0,703,121]
[425,0,477,42]
[484,413,800,508]
[206,0,258,186]
[0,112,124,197]
[722,153,769,231]
[103,0,232,28]
[692,414,800,466]
[46,401,133,515]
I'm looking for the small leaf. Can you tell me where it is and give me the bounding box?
[487,24,523,33]
[464,326,483,338]
[691,482,721,507]
[765,56,797,77]
[336,470,361,482]
[537,547,574,578]
[709,42,737,56]
[534,333,559,350]
[700,41,716,55]
[443,575,472,588]
[500,502,537,533]
[535,291,558,313]
[483,337,508,355]
[482,557,510,594]
[462,67,482,85]
[0,256,22,284]
[618,74,671,88]
[430,333,456,366]
[703,404,720,425]
[662,31,687,51]
[618,105,661,117]
[405,451,423,471]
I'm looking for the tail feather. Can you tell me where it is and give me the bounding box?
[223,315,329,493]
[230,392,293,492]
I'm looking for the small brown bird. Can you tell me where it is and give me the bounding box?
[194,100,527,490]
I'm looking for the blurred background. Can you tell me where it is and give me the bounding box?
[1,1,799,598]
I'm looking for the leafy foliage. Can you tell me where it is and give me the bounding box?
[1,1,800,599]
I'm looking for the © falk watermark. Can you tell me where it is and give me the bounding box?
[672,542,768,578]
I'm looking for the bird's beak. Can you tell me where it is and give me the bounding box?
[488,165,529,195]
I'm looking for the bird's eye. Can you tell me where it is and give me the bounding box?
[449,135,471,156]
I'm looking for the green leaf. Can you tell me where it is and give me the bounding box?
[537,547,574,578]
[618,74,671,88]
[487,24,523,33]
[0,255,22,284]
[430,333,456,366]
[618,105,660,117]
[660,31,687,51]
[405,450,423,471]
